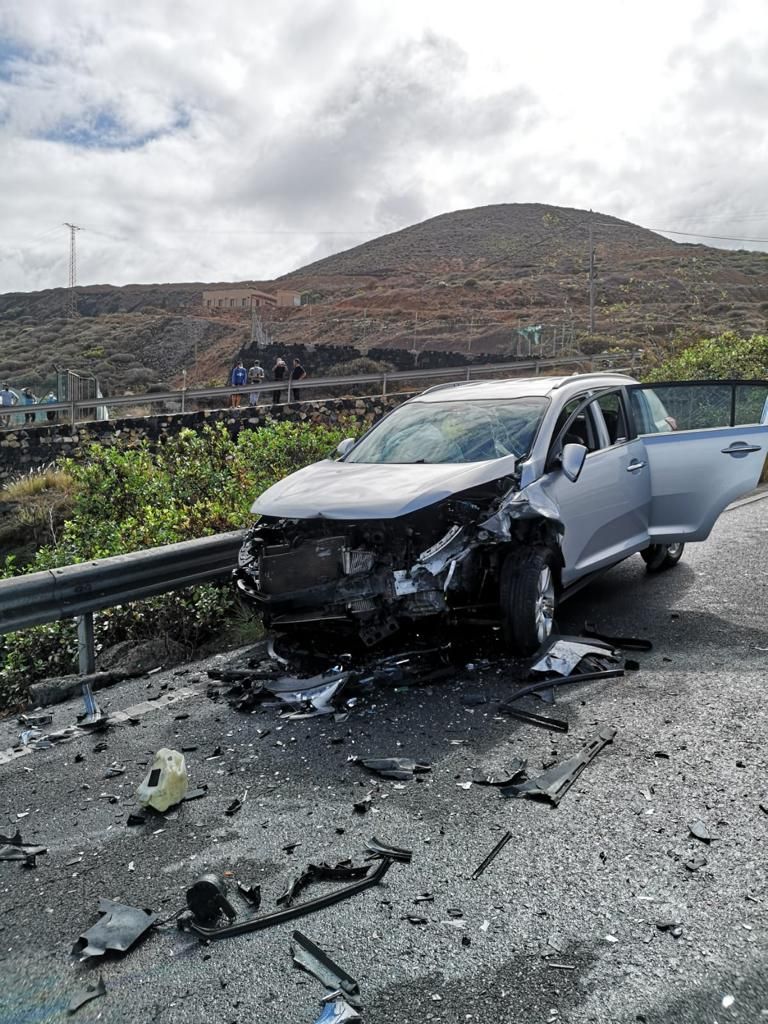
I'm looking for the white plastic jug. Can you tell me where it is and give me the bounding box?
[136,748,188,812]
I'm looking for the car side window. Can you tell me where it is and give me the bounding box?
[593,391,629,446]
[549,396,600,463]
[629,382,768,433]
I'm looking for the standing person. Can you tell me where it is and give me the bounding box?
[290,357,307,402]
[247,360,265,406]
[271,357,287,405]
[42,391,58,422]
[0,382,17,427]
[21,388,38,424]
[230,361,247,407]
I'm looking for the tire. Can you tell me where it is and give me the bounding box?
[500,548,557,655]
[641,542,685,573]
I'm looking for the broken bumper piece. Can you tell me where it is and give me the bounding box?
[73,899,158,959]
[501,726,617,806]
[181,855,398,941]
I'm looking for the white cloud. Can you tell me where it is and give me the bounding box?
[0,0,767,293]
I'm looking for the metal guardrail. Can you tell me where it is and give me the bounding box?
[2,352,641,426]
[0,532,244,673]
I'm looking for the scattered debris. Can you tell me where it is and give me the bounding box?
[78,682,108,731]
[68,975,106,1014]
[104,763,126,778]
[471,831,513,880]
[472,760,527,787]
[683,854,708,872]
[0,830,47,867]
[180,851,399,941]
[313,994,361,1024]
[413,893,434,904]
[291,929,362,1008]
[18,712,53,729]
[547,962,576,971]
[354,757,431,781]
[186,874,238,924]
[237,882,261,908]
[688,819,712,844]
[364,837,412,863]
[656,919,683,938]
[352,792,373,814]
[279,862,370,908]
[183,785,209,802]
[73,899,158,959]
[501,727,617,806]
[225,790,248,817]
[499,704,569,733]
[581,623,653,651]
[406,914,428,925]
[126,812,147,827]
[136,748,189,813]
[460,693,487,707]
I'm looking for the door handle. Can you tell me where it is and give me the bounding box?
[626,461,646,472]
[721,443,762,457]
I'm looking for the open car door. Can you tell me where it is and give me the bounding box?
[626,380,768,544]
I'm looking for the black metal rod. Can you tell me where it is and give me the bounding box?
[471,831,513,880]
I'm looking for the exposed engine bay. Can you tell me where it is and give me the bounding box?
[234,474,562,647]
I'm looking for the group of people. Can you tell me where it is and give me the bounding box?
[0,383,59,427]
[229,356,307,408]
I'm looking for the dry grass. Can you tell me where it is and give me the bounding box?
[0,466,73,502]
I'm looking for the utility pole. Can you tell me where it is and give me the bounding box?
[588,221,596,334]
[64,222,81,318]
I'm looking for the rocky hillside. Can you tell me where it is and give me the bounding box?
[1,203,767,392]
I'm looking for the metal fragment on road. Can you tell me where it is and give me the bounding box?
[73,899,158,959]
[471,831,513,880]
[355,757,431,781]
[68,974,106,1014]
[688,819,711,843]
[291,929,362,1007]
[313,995,362,1024]
[499,704,569,733]
[501,727,617,806]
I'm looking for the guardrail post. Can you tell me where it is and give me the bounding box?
[77,613,96,675]
[70,397,77,427]
[382,375,387,396]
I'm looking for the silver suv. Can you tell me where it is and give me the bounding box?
[235,373,768,653]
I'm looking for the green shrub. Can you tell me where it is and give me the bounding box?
[644,332,768,382]
[0,418,358,704]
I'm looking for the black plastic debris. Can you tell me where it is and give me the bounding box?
[413,893,434,904]
[126,812,146,827]
[225,791,247,817]
[18,712,53,729]
[499,704,569,733]
[283,842,301,855]
[471,831,512,880]
[181,855,397,941]
[656,919,683,938]
[472,759,527,787]
[406,914,428,925]
[501,727,617,806]
[352,792,372,815]
[103,763,126,778]
[73,899,158,958]
[688,819,712,844]
[184,786,209,802]
[68,975,106,1014]
[291,929,362,1008]
[0,830,47,868]
[461,693,487,707]
[278,862,370,908]
[530,637,621,677]
[582,623,653,651]
[355,757,431,781]
[364,837,412,863]
[237,882,262,909]
[186,874,237,924]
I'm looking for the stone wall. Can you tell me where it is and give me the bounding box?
[0,395,401,485]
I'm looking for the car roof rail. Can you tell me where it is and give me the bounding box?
[419,380,479,396]
[550,371,632,390]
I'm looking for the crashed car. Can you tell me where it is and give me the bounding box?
[235,373,768,653]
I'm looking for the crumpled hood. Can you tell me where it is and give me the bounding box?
[251,456,517,520]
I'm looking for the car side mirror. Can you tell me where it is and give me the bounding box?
[561,442,587,482]
[336,437,356,458]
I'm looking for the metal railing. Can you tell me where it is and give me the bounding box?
[0,532,243,674]
[1,352,641,428]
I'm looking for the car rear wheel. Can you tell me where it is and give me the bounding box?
[500,548,557,655]
[641,542,685,572]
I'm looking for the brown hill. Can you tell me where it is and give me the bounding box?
[1,203,767,392]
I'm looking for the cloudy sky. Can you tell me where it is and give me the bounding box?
[1,0,767,294]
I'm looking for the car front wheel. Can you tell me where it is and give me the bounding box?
[500,548,557,655]
[641,542,685,572]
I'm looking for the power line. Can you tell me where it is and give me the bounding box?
[648,227,768,244]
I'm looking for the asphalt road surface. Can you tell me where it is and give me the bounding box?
[1,496,766,1024]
